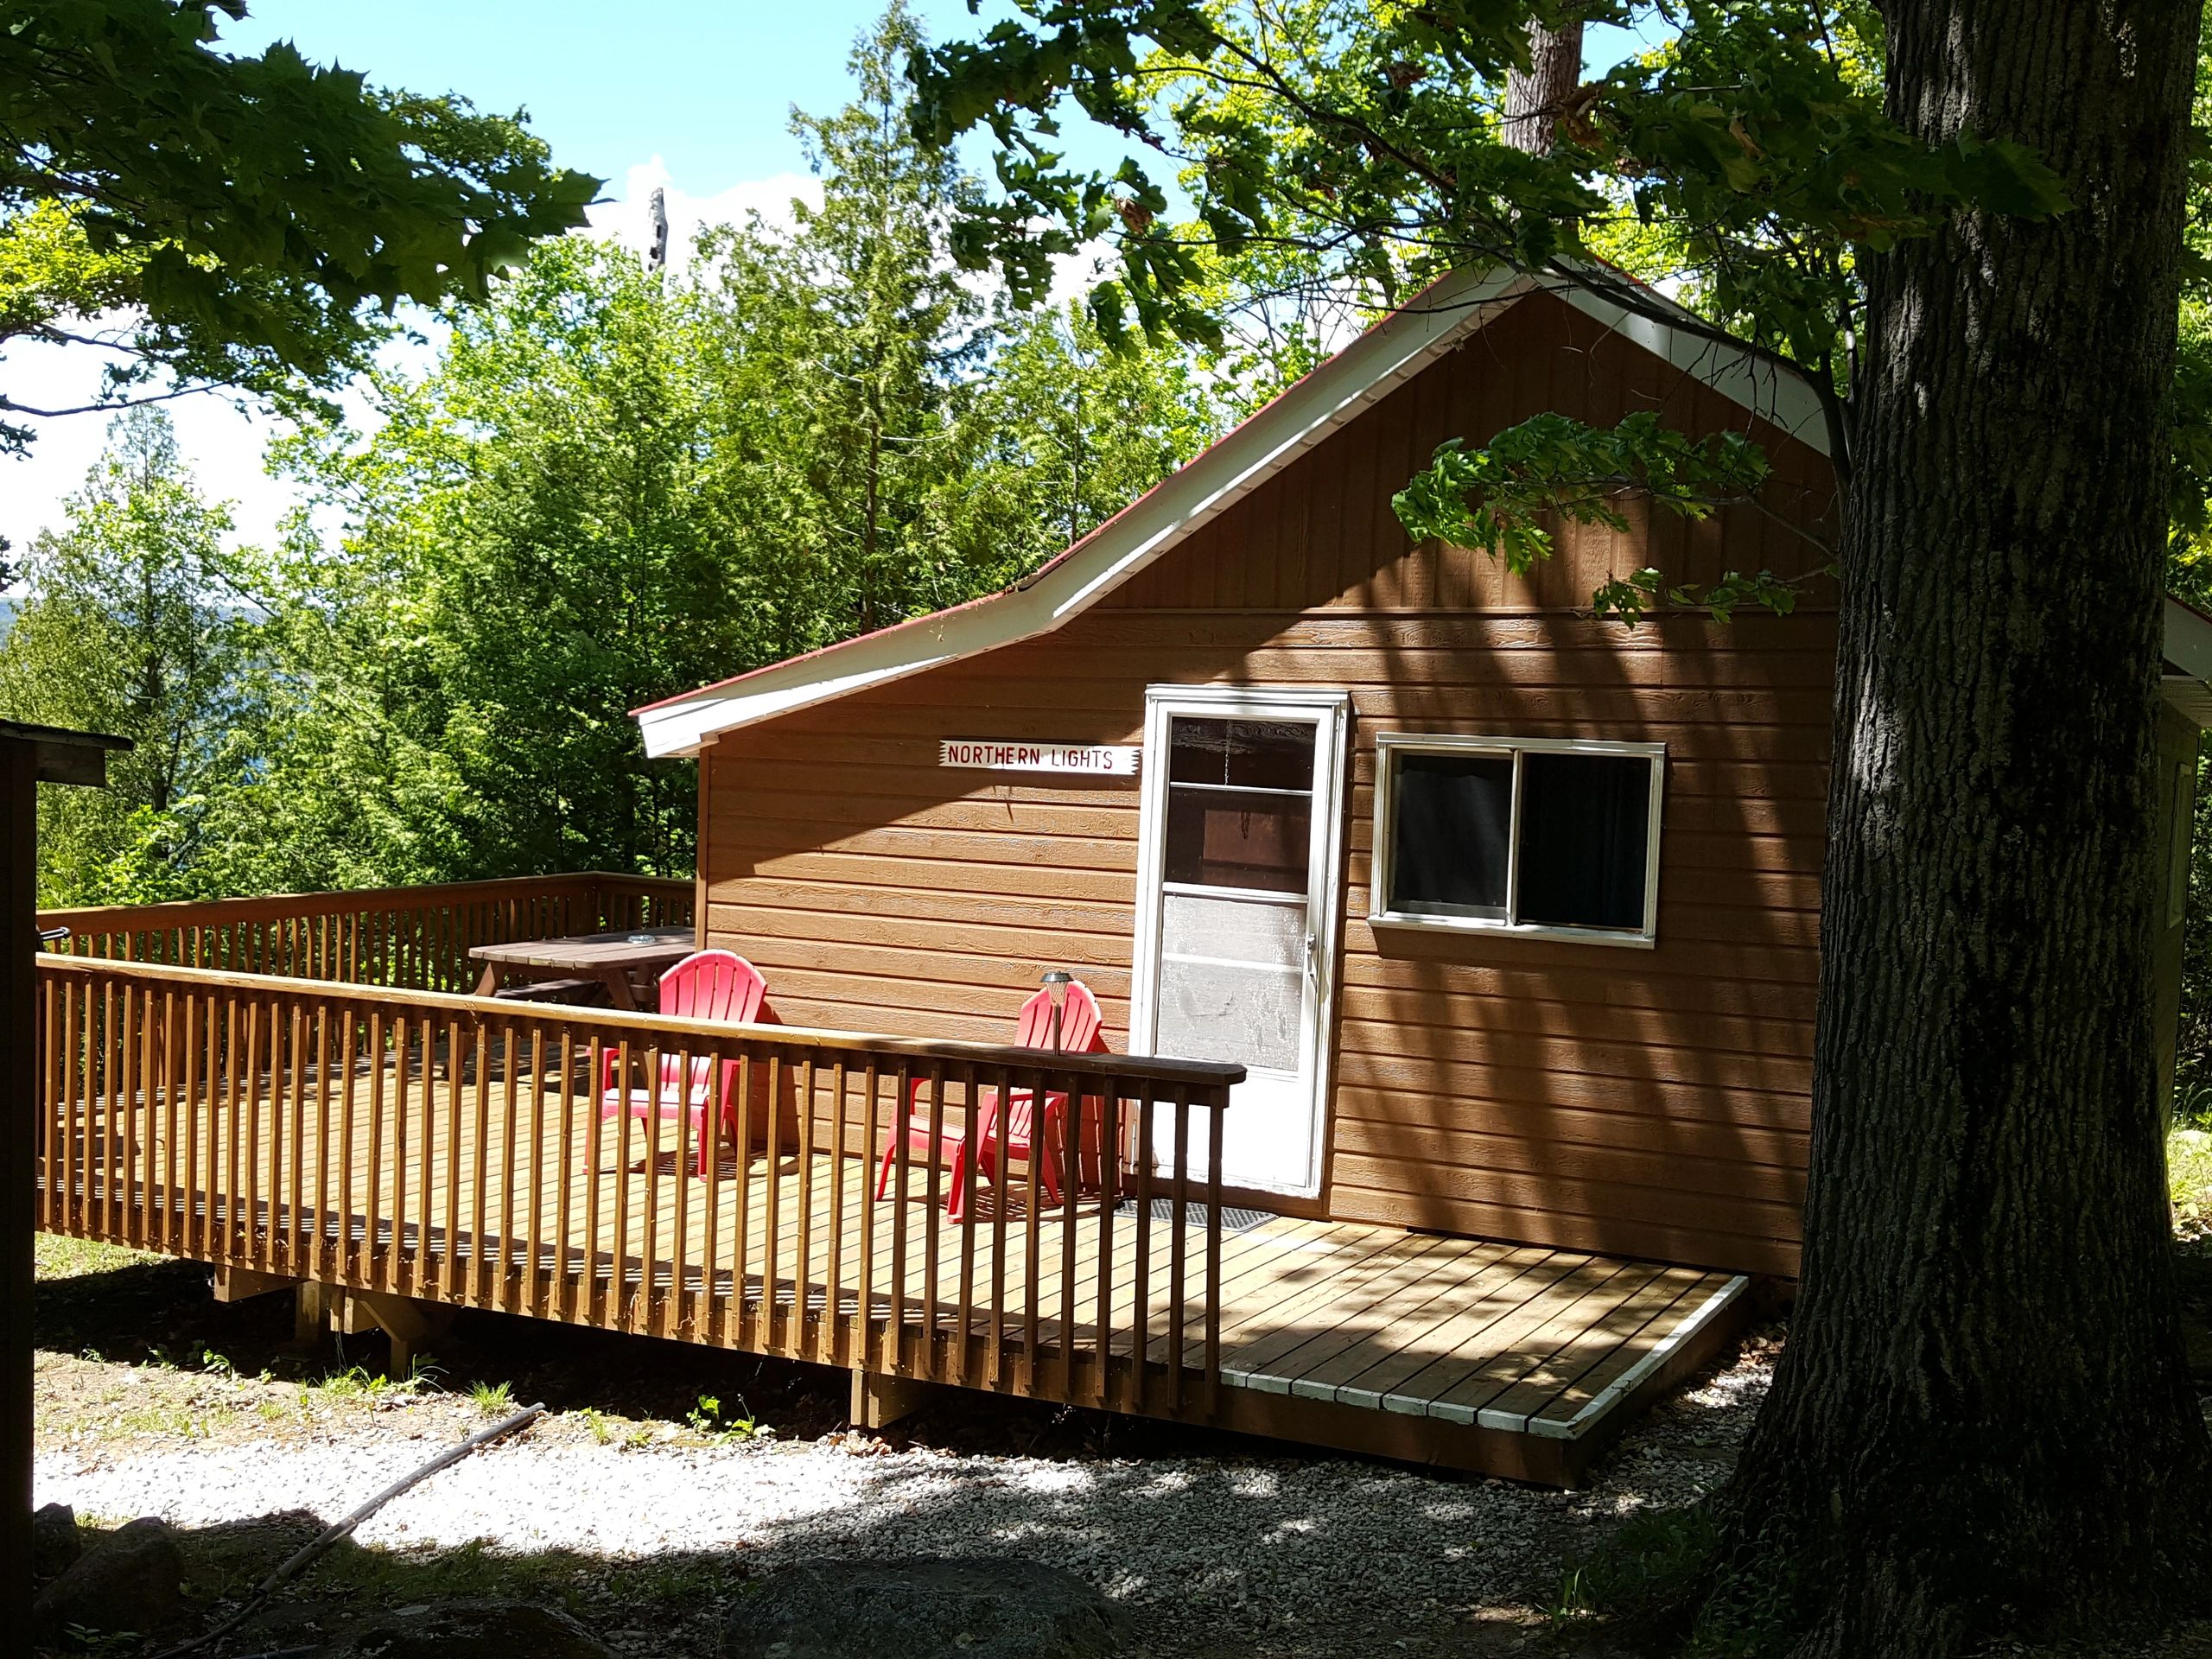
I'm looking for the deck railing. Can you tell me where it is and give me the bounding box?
[37,873,694,995]
[34,955,1240,1418]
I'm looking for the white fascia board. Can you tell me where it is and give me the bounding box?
[638,645,969,758]
[636,267,1531,757]
[1544,271,1831,454]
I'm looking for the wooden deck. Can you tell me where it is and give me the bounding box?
[34,951,1746,1485]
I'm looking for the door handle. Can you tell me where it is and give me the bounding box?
[1304,930,1321,987]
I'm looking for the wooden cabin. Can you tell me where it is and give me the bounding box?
[37,269,2208,1489]
[645,266,2211,1282]
[642,267,1846,1282]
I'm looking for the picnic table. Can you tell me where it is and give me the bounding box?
[468,926,696,1011]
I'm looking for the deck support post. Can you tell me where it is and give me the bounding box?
[350,1292,459,1381]
[290,1281,339,1351]
[849,1368,936,1431]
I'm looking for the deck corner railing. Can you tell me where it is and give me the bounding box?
[37,872,695,994]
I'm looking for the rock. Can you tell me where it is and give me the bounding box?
[30,1516,182,1643]
[721,1559,1125,1659]
[31,1502,80,1583]
[324,1599,612,1659]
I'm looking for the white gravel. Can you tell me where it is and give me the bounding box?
[36,1357,1767,1643]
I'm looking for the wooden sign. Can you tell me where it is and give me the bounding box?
[939,739,1140,776]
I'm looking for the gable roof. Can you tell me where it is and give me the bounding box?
[633,264,2206,756]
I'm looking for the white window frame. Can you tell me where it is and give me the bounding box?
[1370,732,1667,949]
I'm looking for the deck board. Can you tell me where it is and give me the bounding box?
[39,1062,1747,1482]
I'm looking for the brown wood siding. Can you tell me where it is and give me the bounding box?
[701,288,1839,1278]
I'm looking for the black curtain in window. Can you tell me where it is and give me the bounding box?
[1516,753,1653,931]
[1389,753,1512,916]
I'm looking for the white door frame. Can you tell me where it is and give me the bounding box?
[1128,683,1351,1198]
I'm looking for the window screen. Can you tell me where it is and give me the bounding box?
[1375,737,1662,940]
[1515,752,1653,931]
[1388,753,1512,918]
[1163,715,1316,893]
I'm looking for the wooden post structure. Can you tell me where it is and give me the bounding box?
[1,721,127,1636]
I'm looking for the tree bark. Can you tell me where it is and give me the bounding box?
[1719,4,2212,1654]
[1501,19,1583,155]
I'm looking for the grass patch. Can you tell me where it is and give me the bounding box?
[307,1363,436,1404]
[35,1235,156,1282]
[2171,1125,2212,1238]
[468,1378,514,1416]
[1554,1506,1797,1659]
[1555,1506,1721,1625]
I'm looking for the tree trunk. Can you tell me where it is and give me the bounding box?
[1719,4,2212,1653]
[1500,19,1583,155]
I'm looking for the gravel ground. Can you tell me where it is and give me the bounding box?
[35,1343,1769,1656]
[38,1236,2212,1656]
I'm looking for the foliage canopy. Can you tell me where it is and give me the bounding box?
[0,0,600,462]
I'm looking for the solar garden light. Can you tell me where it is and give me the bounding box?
[1040,969,1073,1052]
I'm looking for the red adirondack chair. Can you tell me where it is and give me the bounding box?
[599,949,766,1177]
[874,980,1108,1219]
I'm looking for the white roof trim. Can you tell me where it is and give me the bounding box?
[640,265,1537,758]
[645,264,2211,757]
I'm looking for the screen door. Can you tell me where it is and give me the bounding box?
[1130,688,1348,1197]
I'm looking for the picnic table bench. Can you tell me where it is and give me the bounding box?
[468,926,696,1011]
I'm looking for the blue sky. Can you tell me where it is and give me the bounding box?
[4,3,1671,558]
[221,3,1003,203]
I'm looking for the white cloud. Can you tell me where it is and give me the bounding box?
[0,165,824,570]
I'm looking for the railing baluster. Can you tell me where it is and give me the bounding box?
[428,1015,450,1300]
[260,993,283,1268]
[1093,1086,1120,1410]
[1205,1087,1224,1421]
[796,1054,817,1361]
[555,1029,582,1322]
[99,976,118,1243]
[60,979,80,1239]
[702,1047,726,1345]
[585,1034,607,1325]
[889,1059,910,1377]
[1058,1062,1079,1402]
[1020,1063,1044,1397]
[764,1052,785,1353]
[857,1060,878,1373]
[240,995,264,1266]
[988,1062,1010,1391]
[37,974,57,1234]
[826,1058,847,1366]
[120,978,143,1248]
[1168,1086,1192,1416]
[1129,1088,1156,1416]
[499,1020,521,1313]
[921,1060,943,1382]
[286,1001,307,1274]
[467,1020,490,1306]
[611,1038,634,1327]
[956,1063,977,1388]
[389,1013,412,1295]
[733,1052,754,1348]
[365,1008,386,1287]
[143,981,165,1250]
[312,1000,332,1279]
[640,1040,664,1338]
